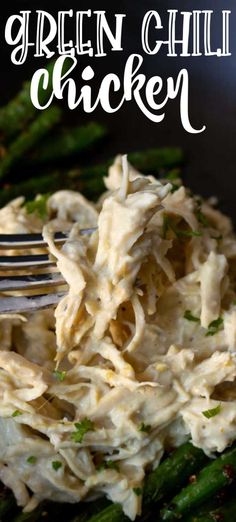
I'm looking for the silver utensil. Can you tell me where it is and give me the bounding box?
[0,229,95,314]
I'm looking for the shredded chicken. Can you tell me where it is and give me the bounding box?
[0,156,236,519]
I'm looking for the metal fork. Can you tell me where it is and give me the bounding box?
[0,229,95,314]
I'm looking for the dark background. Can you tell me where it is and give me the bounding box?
[0,1,235,220]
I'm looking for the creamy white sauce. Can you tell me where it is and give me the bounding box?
[0,160,236,519]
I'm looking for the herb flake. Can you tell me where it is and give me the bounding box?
[162,215,202,240]
[97,460,119,472]
[52,461,62,471]
[138,422,151,433]
[25,193,50,220]
[53,370,67,382]
[184,310,200,323]
[71,418,95,443]
[27,456,37,464]
[205,317,223,337]
[175,229,202,238]
[202,404,221,419]
[12,410,22,417]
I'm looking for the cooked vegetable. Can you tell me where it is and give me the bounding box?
[125,147,183,173]
[84,443,208,522]
[160,444,236,520]
[86,504,125,522]
[71,498,111,522]
[27,122,107,164]
[0,60,69,141]
[184,497,236,522]
[143,442,208,507]
[0,147,184,206]
[0,107,62,179]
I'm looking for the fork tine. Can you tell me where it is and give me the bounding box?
[0,227,97,250]
[0,273,65,292]
[0,293,66,314]
[0,232,67,249]
[0,228,97,312]
[0,254,55,270]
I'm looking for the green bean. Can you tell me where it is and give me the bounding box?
[143,442,208,507]
[0,59,70,141]
[0,147,184,207]
[85,443,208,522]
[161,444,236,521]
[0,106,62,179]
[127,147,184,173]
[71,498,111,522]
[27,122,107,164]
[183,496,236,521]
[86,504,126,522]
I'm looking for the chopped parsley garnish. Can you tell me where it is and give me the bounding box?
[27,456,37,464]
[184,310,200,323]
[106,460,119,471]
[133,487,143,496]
[138,422,151,433]
[25,193,50,219]
[196,210,209,228]
[176,229,202,238]
[12,410,22,417]
[162,215,202,240]
[52,461,62,471]
[202,404,221,419]
[97,460,119,472]
[71,418,95,443]
[205,317,223,337]
[53,370,67,382]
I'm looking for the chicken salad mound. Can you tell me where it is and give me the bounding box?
[0,157,236,519]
